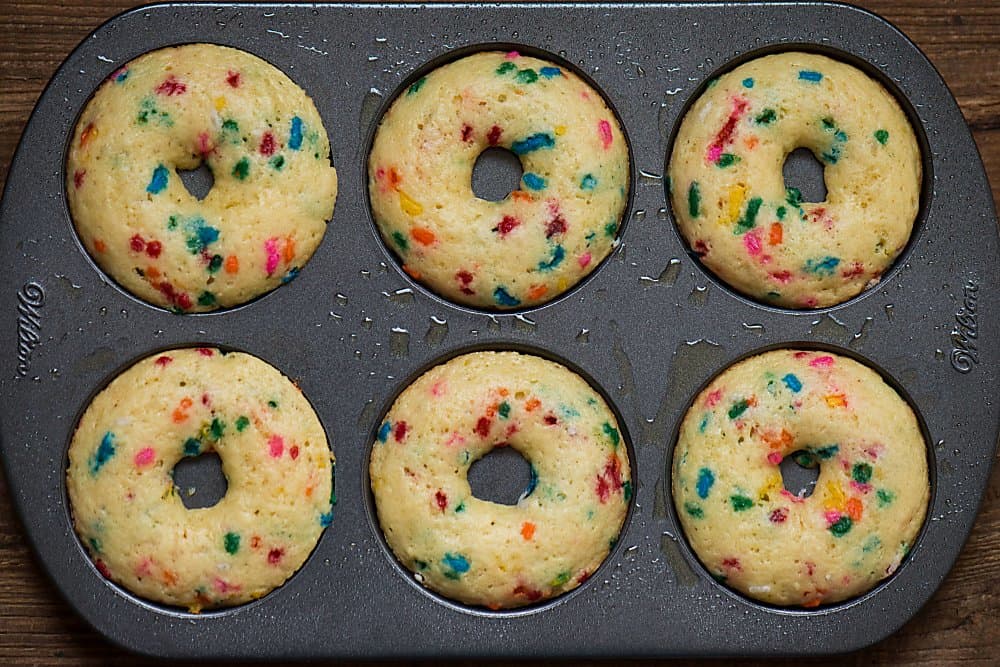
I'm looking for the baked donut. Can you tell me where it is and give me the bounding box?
[66,348,334,612]
[369,351,631,608]
[672,349,928,607]
[67,44,338,312]
[668,52,921,308]
[368,51,629,309]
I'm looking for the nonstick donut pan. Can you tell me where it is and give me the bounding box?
[1,1,997,659]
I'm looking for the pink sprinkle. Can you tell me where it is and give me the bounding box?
[431,380,447,397]
[722,557,741,571]
[767,451,783,465]
[268,435,284,458]
[598,120,613,150]
[810,356,835,368]
[578,252,592,269]
[743,229,763,257]
[444,432,466,448]
[769,507,788,523]
[865,444,883,460]
[264,237,280,276]
[824,510,842,526]
[850,481,872,494]
[214,576,240,593]
[267,548,284,565]
[781,489,806,504]
[704,388,723,408]
[505,51,520,60]
[769,270,792,284]
[155,75,186,96]
[134,447,155,468]
[802,297,819,308]
[706,144,723,163]
[196,131,215,156]
[197,348,214,357]
[155,355,172,367]
[73,169,86,189]
[135,558,153,578]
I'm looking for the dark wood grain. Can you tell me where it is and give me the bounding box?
[1,1,997,664]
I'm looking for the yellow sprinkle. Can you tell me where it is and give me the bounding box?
[722,184,747,225]
[557,278,568,291]
[554,125,567,136]
[398,191,423,216]
[214,96,227,111]
[824,480,846,512]
[824,394,847,408]
[757,473,782,501]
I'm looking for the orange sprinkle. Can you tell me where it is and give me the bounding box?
[521,522,536,540]
[769,222,783,245]
[388,167,402,191]
[511,190,532,202]
[402,264,422,280]
[224,255,239,274]
[846,497,863,522]
[498,388,509,397]
[172,408,187,423]
[80,122,97,147]
[486,403,498,418]
[305,484,315,498]
[93,239,107,253]
[525,397,541,412]
[802,597,823,608]
[411,226,436,245]
[824,394,847,408]
[527,284,548,300]
[180,397,193,409]
[282,236,296,262]
[762,428,793,449]
[145,266,161,279]
[161,569,178,586]
[744,135,759,150]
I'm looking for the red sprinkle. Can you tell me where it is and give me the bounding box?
[268,435,284,458]
[475,417,491,438]
[841,261,865,279]
[693,239,710,256]
[545,212,567,238]
[487,125,503,146]
[95,559,112,579]
[461,124,474,142]
[543,414,558,425]
[145,240,162,258]
[197,131,215,156]
[154,356,172,367]
[769,507,788,523]
[495,215,521,237]
[435,490,448,511]
[267,548,284,565]
[197,348,214,357]
[393,421,409,442]
[289,445,299,460]
[769,270,793,284]
[722,557,741,570]
[260,131,276,156]
[455,270,475,295]
[155,75,187,96]
[201,393,211,406]
[512,584,543,601]
[73,169,86,189]
[767,451,783,465]
[226,70,241,88]
[706,96,749,161]
[130,234,146,252]
[595,454,624,503]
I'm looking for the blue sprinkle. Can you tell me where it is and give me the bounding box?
[742,77,754,88]
[114,69,129,83]
[804,256,841,276]
[493,286,521,307]
[319,512,333,527]
[523,465,539,498]
[511,132,555,155]
[782,373,802,393]
[834,130,848,142]
[442,552,470,579]
[183,438,202,457]
[698,413,710,433]
[522,172,547,190]
[798,70,823,83]
[537,245,565,271]
[146,164,169,194]
[198,225,220,247]
[377,421,391,443]
[580,174,597,190]
[539,67,563,78]
[696,467,715,499]
[289,116,304,150]
[280,267,300,284]
[89,432,116,475]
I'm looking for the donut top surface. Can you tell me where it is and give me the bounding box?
[672,349,929,606]
[67,43,338,312]
[369,351,631,609]
[368,51,630,310]
[66,348,334,612]
[668,52,921,308]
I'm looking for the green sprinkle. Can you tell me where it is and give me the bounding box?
[863,535,882,553]
[224,532,240,554]
[209,418,225,440]
[684,501,704,519]
[728,399,750,420]
[455,501,466,513]
[755,108,776,125]
[391,230,408,251]
[730,494,753,512]
[734,197,763,234]
[183,438,201,456]
[814,444,840,459]
[414,559,428,570]
[167,215,179,230]
[197,291,216,307]
[222,119,239,132]
[407,76,427,95]
[852,462,873,484]
[515,69,538,84]
[495,62,517,75]
[269,155,285,170]
[874,129,889,145]
[232,157,250,180]
[602,422,621,447]
[207,254,223,273]
[821,117,836,130]
[877,488,894,507]
[268,400,278,409]
[604,221,617,237]
[716,153,740,168]
[786,187,803,207]
[498,401,511,419]
[776,206,787,220]
[88,537,102,554]
[622,479,633,502]
[830,516,853,537]
[550,571,571,587]
[688,181,701,218]
[794,451,818,468]
[235,416,250,432]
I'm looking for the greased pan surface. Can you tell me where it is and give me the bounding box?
[0,2,997,659]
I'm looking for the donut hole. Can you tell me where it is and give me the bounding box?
[177,162,215,202]
[779,449,821,499]
[466,446,534,506]
[172,451,228,509]
[781,147,828,204]
[471,147,524,202]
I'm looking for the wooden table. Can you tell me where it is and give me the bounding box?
[1,1,997,664]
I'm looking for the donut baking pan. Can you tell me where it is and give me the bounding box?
[1,1,997,659]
